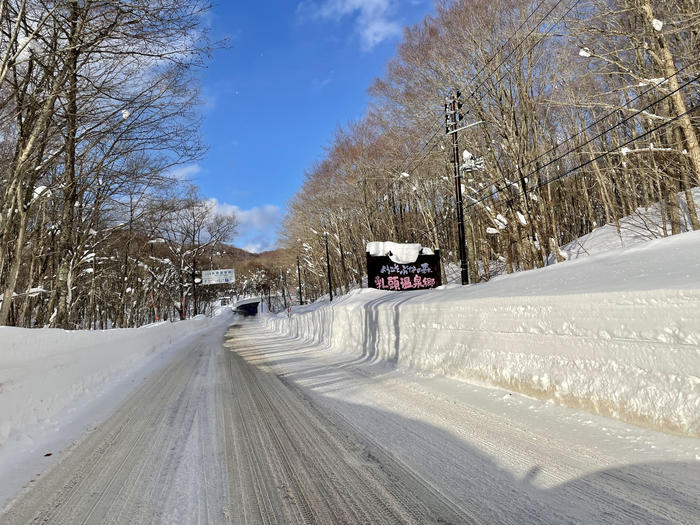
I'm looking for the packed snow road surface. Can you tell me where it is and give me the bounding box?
[3,318,698,524]
[238,320,699,524]
[0,322,468,524]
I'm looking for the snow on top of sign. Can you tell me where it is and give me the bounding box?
[366,241,434,264]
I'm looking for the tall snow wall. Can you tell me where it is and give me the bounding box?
[265,241,700,437]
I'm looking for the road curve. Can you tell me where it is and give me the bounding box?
[1,322,472,524]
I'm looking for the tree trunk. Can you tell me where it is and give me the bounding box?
[53,1,80,328]
[641,0,700,187]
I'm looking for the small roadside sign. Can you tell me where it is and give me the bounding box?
[201,269,235,285]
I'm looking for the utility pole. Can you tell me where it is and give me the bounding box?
[297,256,304,305]
[281,270,288,309]
[324,232,333,301]
[191,266,198,316]
[446,90,470,285]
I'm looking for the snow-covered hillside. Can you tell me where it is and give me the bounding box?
[265,230,700,437]
[558,187,700,260]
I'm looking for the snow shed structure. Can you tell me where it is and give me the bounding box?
[233,298,260,316]
[366,242,441,291]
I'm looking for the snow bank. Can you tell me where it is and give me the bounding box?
[266,231,700,436]
[366,241,434,264]
[0,312,233,448]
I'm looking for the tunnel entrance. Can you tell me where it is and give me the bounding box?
[234,300,260,316]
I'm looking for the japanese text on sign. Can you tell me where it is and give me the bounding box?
[201,268,235,285]
[366,250,441,291]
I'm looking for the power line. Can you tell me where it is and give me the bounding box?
[531,104,699,195]
[466,0,576,113]
[467,100,700,211]
[469,73,700,206]
[392,0,575,180]
[524,58,700,174]
[399,127,442,174]
[403,0,556,144]
[468,0,551,93]
[411,87,698,241]
[372,0,630,240]
[369,71,698,258]
[460,0,582,205]
[401,130,441,175]
[394,0,583,246]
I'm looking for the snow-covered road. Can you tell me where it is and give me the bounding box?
[235,319,699,524]
[2,318,698,524]
[1,321,463,524]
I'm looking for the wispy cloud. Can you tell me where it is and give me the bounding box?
[201,90,218,111]
[167,163,202,181]
[206,199,282,253]
[298,0,402,50]
[312,69,335,89]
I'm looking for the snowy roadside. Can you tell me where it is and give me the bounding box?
[0,310,234,506]
[264,231,700,437]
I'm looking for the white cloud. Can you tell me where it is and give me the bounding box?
[206,199,282,253]
[201,91,218,111]
[360,17,402,49]
[167,163,202,181]
[299,0,402,50]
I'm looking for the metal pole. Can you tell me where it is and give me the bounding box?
[450,95,470,285]
[324,232,333,301]
[297,256,303,305]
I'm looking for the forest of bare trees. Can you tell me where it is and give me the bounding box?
[0,0,237,328]
[280,0,699,301]
[2,0,698,325]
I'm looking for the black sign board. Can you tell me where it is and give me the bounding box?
[366,250,442,291]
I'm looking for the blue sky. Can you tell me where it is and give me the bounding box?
[188,1,434,252]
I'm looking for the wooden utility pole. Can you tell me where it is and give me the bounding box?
[324,232,333,301]
[191,264,198,316]
[446,91,470,285]
[297,256,304,305]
